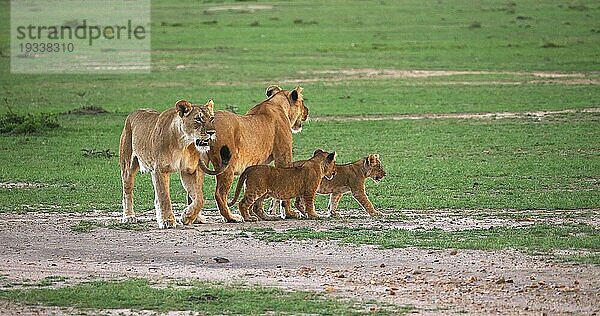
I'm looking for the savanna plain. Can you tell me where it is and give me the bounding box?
[0,0,599,315]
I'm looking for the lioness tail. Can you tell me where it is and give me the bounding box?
[199,146,231,176]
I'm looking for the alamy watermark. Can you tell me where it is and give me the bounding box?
[11,0,151,73]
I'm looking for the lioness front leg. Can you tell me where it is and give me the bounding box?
[328,193,344,217]
[151,170,180,229]
[180,170,207,225]
[215,172,244,223]
[352,189,382,216]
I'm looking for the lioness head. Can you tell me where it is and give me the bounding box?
[364,154,386,182]
[266,85,309,134]
[175,99,216,153]
[313,149,337,180]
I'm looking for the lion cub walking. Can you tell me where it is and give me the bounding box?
[228,150,337,221]
[285,154,386,217]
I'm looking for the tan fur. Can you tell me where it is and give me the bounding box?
[119,99,229,229]
[229,150,336,221]
[307,154,386,217]
[186,86,309,224]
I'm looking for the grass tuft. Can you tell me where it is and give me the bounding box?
[247,224,600,263]
[0,278,409,314]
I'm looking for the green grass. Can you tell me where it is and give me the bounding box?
[0,0,598,214]
[70,220,152,233]
[0,278,407,315]
[0,112,597,213]
[247,223,600,264]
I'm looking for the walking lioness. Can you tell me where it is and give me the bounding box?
[182,86,309,224]
[119,99,231,229]
[228,150,337,221]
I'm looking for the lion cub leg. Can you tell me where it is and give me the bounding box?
[327,193,344,217]
[283,198,301,219]
[151,171,180,229]
[251,196,280,221]
[120,158,139,224]
[238,191,261,222]
[351,188,382,217]
[180,171,208,225]
[302,195,319,219]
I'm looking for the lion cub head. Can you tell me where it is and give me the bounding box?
[175,99,216,153]
[266,85,309,134]
[313,149,337,180]
[365,154,386,182]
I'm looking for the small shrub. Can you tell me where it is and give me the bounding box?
[468,21,482,29]
[0,112,60,134]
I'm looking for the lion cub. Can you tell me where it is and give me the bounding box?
[228,149,337,221]
[292,154,386,217]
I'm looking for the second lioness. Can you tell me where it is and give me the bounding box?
[228,150,337,221]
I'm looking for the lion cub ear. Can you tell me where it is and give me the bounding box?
[326,151,336,162]
[367,154,379,165]
[266,85,282,97]
[313,149,325,157]
[175,100,193,117]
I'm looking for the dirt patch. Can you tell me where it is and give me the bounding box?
[0,210,598,315]
[311,107,600,122]
[282,69,599,85]
[204,4,273,13]
[0,182,47,189]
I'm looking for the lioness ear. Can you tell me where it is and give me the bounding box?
[327,151,336,162]
[175,100,193,117]
[266,85,281,97]
[295,86,304,93]
[204,99,214,113]
[290,90,298,102]
[313,149,325,156]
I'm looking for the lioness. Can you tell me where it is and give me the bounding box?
[228,150,337,221]
[181,86,309,224]
[265,154,386,218]
[119,99,231,229]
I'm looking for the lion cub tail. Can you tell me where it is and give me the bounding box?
[199,146,231,176]
[228,168,248,207]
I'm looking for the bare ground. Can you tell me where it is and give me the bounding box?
[0,209,599,315]
[311,107,600,122]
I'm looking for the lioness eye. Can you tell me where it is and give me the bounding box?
[210,116,215,123]
[195,116,204,123]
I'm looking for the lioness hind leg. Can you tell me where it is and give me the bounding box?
[120,157,139,224]
[151,171,180,229]
[180,171,207,225]
[215,172,244,223]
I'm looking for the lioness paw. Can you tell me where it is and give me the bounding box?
[158,218,182,229]
[121,215,138,224]
[193,214,209,224]
[368,210,384,217]
[227,214,244,223]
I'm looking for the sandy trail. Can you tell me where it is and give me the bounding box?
[0,210,598,315]
[311,107,600,122]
